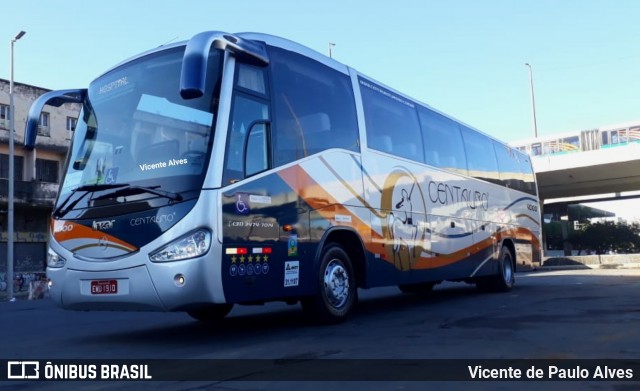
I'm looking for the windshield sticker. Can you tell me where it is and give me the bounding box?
[95,158,107,183]
[335,214,352,223]
[99,77,129,95]
[235,193,250,214]
[287,235,298,257]
[104,167,119,184]
[139,158,188,171]
[359,78,415,108]
[249,195,272,205]
[284,261,299,287]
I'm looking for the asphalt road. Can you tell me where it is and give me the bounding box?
[1,268,639,390]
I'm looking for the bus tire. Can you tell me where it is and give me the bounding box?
[301,243,357,324]
[477,245,515,293]
[187,303,234,322]
[398,282,435,295]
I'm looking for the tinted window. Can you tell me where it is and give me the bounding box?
[59,47,222,202]
[517,152,537,195]
[360,78,424,162]
[236,64,267,95]
[461,126,499,184]
[223,94,269,183]
[418,107,468,174]
[270,47,359,167]
[493,141,523,191]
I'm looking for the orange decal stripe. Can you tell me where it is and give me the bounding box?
[278,165,387,260]
[51,219,137,251]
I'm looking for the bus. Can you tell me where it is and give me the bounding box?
[26,31,542,323]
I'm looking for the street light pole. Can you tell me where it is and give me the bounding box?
[328,42,335,58]
[7,30,26,302]
[525,62,538,138]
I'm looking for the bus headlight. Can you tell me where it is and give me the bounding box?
[47,248,66,268]
[149,229,211,262]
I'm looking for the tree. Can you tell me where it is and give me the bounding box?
[574,221,640,254]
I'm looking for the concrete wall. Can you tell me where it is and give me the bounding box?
[544,254,640,268]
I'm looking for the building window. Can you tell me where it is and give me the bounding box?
[0,104,10,129]
[36,158,58,183]
[66,116,77,139]
[66,116,77,131]
[38,112,50,137]
[0,154,24,180]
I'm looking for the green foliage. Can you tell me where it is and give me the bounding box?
[543,221,565,250]
[572,221,640,254]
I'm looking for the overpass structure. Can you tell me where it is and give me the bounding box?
[532,142,640,201]
[510,120,640,203]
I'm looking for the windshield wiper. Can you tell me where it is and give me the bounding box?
[91,185,183,203]
[53,183,129,218]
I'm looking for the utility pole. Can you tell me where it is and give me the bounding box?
[525,63,539,138]
[7,30,26,302]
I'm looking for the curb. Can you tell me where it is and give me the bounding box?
[539,263,640,271]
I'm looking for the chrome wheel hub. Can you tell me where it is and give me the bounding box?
[323,259,350,308]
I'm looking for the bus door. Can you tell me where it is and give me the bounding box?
[219,62,293,303]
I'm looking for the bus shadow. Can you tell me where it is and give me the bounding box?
[80,283,486,349]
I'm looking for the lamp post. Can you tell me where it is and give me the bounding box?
[328,42,335,58]
[7,30,26,302]
[524,63,538,138]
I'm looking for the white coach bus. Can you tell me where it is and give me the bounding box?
[25,31,541,323]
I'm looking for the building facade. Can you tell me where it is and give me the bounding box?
[0,78,80,274]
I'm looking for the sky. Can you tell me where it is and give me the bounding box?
[2,0,640,219]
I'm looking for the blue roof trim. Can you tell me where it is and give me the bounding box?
[180,31,269,99]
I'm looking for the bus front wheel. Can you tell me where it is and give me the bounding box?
[301,243,357,324]
[187,303,234,322]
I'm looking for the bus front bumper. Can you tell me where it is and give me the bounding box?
[47,257,221,312]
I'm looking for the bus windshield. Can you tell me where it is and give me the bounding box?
[57,46,223,213]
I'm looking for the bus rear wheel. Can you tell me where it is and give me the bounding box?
[187,303,234,322]
[301,243,357,324]
[477,245,515,292]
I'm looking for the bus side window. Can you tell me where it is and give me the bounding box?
[493,141,522,191]
[418,107,467,175]
[461,126,499,185]
[517,154,537,196]
[360,78,423,162]
[270,47,359,168]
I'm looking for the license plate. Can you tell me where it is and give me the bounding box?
[91,280,118,295]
